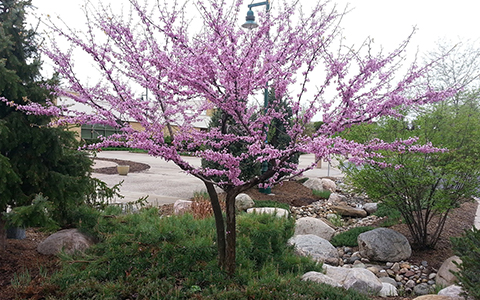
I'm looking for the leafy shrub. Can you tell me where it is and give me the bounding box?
[330,226,375,247]
[452,227,480,300]
[312,189,331,199]
[374,202,402,227]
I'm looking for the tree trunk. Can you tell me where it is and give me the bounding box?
[225,189,238,276]
[204,182,226,269]
[0,216,7,251]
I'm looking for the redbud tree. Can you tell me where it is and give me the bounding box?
[11,0,455,274]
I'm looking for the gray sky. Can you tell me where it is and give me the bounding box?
[30,0,480,88]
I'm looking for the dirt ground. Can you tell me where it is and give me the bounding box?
[0,160,477,300]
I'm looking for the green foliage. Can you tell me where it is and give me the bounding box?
[202,89,299,183]
[3,194,58,231]
[328,214,344,227]
[0,0,103,233]
[44,209,370,300]
[341,96,480,248]
[330,226,375,247]
[312,189,331,199]
[452,227,480,300]
[373,202,402,227]
[236,213,306,271]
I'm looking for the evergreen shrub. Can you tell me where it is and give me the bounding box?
[330,226,375,247]
[452,227,480,300]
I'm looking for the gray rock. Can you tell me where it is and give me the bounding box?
[321,178,337,192]
[414,283,433,295]
[343,268,383,295]
[438,285,466,300]
[303,178,324,191]
[331,205,367,218]
[328,193,346,203]
[294,217,335,240]
[322,265,383,295]
[301,271,342,288]
[235,193,254,211]
[246,207,289,218]
[37,229,95,255]
[358,228,411,262]
[288,234,339,263]
[362,203,378,215]
[379,276,398,287]
[379,282,398,297]
[173,199,192,215]
[436,256,461,287]
[405,279,416,289]
[412,296,456,300]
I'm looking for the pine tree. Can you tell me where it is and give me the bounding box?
[0,0,94,250]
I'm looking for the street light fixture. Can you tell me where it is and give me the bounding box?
[242,1,271,194]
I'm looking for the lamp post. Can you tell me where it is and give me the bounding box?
[242,1,271,194]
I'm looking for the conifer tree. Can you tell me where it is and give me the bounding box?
[0,0,93,250]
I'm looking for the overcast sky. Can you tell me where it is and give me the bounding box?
[31,0,479,48]
[29,0,479,85]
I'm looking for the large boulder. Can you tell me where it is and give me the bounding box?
[246,207,289,218]
[322,265,383,295]
[362,203,378,215]
[321,178,337,192]
[358,228,411,262]
[436,256,461,287]
[328,193,346,204]
[342,268,384,295]
[37,229,95,255]
[173,199,192,215]
[414,283,433,296]
[437,285,466,300]
[288,234,339,264]
[412,296,454,300]
[301,271,342,288]
[331,205,367,218]
[294,217,335,240]
[303,178,323,191]
[379,282,398,297]
[235,193,254,211]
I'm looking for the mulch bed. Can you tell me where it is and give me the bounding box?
[93,157,150,174]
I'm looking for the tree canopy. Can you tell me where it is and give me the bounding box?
[5,0,457,272]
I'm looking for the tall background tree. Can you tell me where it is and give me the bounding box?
[341,40,480,249]
[0,0,95,250]
[9,0,456,273]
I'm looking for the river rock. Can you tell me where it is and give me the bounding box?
[37,229,95,255]
[294,217,335,240]
[288,234,339,263]
[331,205,367,218]
[357,228,411,262]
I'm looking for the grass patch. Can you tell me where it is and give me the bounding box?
[312,189,331,199]
[46,207,370,300]
[374,202,403,227]
[330,226,375,247]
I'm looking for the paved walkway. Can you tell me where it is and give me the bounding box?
[93,151,480,229]
[92,151,342,206]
